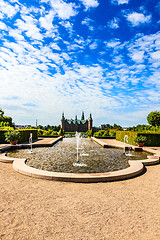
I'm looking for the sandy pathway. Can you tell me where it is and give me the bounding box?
[0,161,160,240]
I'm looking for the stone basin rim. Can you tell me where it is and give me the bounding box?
[0,152,159,182]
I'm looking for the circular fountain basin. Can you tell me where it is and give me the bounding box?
[8,138,150,174]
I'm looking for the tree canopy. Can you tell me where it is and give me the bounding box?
[147,111,160,126]
[0,108,13,127]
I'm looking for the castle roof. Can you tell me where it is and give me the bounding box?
[61,112,92,124]
[66,119,87,124]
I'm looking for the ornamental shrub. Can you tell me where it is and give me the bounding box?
[86,129,93,137]
[109,130,116,137]
[102,131,109,137]
[51,131,58,137]
[93,130,115,139]
[5,130,20,143]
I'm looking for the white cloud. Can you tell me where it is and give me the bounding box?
[150,51,160,60]
[126,12,151,26]
[108,18,119,29]
[80,0,99,10]
[130,51,145,62]
[15,15,43,41]
[106,39,121,48]
[41,0,77,19]
[0,21,7,30]
[89,42,98,50]
[39,11,55,30]
[111,0,129,5]
[60,21,73,34]
[9,29,25,41]
[82,17,94,31]
[61,52,70,61]
[50,42,61,51]
[0,0,19,19]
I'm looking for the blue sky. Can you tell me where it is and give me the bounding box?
[0,0,160,127]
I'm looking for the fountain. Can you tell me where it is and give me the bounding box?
[28,133,33,154]
[8,135,150,174]
[80,139,89,156]
[124,135,133,156]
[73,132,87,167]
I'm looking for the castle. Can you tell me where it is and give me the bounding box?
[61,112,93,132]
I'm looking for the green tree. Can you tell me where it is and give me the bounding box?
[147,111,160,126]
[0,108,4,116]
[113,123,123,130]
[0,108,13,127]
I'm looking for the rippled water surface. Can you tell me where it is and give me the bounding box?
[8,138,149,173]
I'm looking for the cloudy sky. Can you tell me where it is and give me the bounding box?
[0,0,160,127]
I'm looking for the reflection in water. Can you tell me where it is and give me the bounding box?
[8,138,149,173]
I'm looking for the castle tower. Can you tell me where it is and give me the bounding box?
[62,112,65,120]
[88,113,93,130]
[61,112,65,131]
[81,111,85,120]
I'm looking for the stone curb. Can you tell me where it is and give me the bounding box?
[0,154,157,183]
[12,159,144,182]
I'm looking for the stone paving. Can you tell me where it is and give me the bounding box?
[0,137,63,152]
[92,137,160,156]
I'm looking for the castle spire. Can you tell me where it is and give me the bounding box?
[81,111,85,120]
[62,112,65,120]
[89,113,92,120]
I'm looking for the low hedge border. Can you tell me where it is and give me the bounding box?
[18,129,38,143]
[116,131,160,146]
[0,129,38,144]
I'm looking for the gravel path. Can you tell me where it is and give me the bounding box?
[0,161,160,240]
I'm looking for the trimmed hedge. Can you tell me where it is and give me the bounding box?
[116,131,160,146]
[138,133,160,146]
[18,129,38,143]
[0,129,38,144]
[116,131,138,145]
[0,130,8,143]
